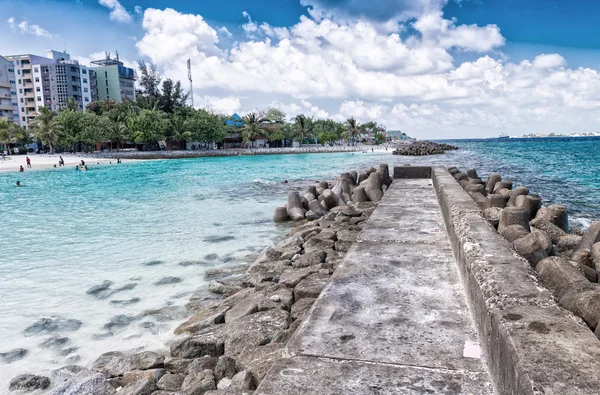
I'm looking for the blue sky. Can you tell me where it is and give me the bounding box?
[4,0,600,138]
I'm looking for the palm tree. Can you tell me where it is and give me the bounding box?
[65,97,80,111]
[0,119,24,155]
[107,118,129,152]
[170,115,192,150]
[29,107,60,153]
[293,114,313,146]
[344,117,361,146]
[242,112,267,148]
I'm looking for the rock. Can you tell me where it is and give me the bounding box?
[0,348,28,363]
[572,250,594,268]
[274,235,304,251]
[142,306,189,322]
[364,172,383,202]
[334,240,353,253]
[175,307,227,335]
[208,281,242,296]
[164,357,194,374]
[308,199,327,216]
[203,236,235,243]
[9,374,51,392]
[591,242,600,271]
[531,218,567,244]
[352,186,368,203]
[217,378,233,390]
[507,186,529,207]
[574,261,598,283]
[485,174,501,194]
[132,351,165,370]
[498,207,530,234]
[104,314,136,331]
[204,253,219,261]
[500,225,530,243]
[556,234,582,253]
[303,237,335,252]
[273,207,289,222]
[23,317,82,337]
[483,207,502,228]
[181,369,216,395]
[119,378,157,395]
[304,210,319,220]
[574,221,600,255]
[223,309,290,356]
[225,292,261,323]
[536,205,569,232]
[235,344,284,383]
[493,180,513,193]
[279,265,321,288]
[86,280,113,298]
[231,370,255,390]
[279,247,301,260]
[110,298,141,307]
[320,189,338,210]
[561,289,600,330]
[185,356,219,374]
[286,191,306,221]
[531,228,554,256]
[215,356,237,381]
[254,247,280,264]
[466,168,479,179]
[536,257,594,299]
[50,370,115,395]
[154,277,182,286]
[294,272,330,300]
[470,192,488,210]
[157,374,185,391]
[522,195,542,219]
[336,230,359,242]
[513,233,548,267]
[170,328,224,360]
[292,250,327,269]
[291,298,316,321]
[122,369,166,387]
[486,194,506,209]
[92,352,135,378]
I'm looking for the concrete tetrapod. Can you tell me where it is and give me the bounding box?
[498,206,531,234]
[485,173,501,194]
[286,192,307,221]
[364,172,383,202]
[507,186,529,207]
[536,204,569,232]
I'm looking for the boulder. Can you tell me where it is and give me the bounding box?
[513,233,548,267]
[531,228,554,256]
[273,207,289,222]
[9,374,51,392]
[498,207,530,234]
[164,357,194,374]
[561,289,600,330]
[0,348,27,363]
[485,194,506,209]
[208,281,242,296]
[292,250,327,269]
[493,180,513,193]
[522,195,542,219]
[591,242,600,271]
[485,174,502,194]
[49,370,115,395]
[224,292,261,323]
[170,328,225,359]
[308,199,327,216]
[235,344,284,383]
[291,298,316,321]
[303,238,335,252]
[556,234,582,253]
[279,265,321,288]
[122,369,166,387]
[305,210,320,221]
[483,207,502,229]
[231,370,255,390]
[294,273,330,300]
[131,351,165,370]
[574,221,600,255]
[92,352,135,378]
[175,307,227,335]
[357,172,368,184]
[500,225,530,243]
[572,250,594,268]
[530,218,567,244]
[351,186,368,203]
[507,186,529,207]
[470,192,488,210]
[181,369,216,395]
[364,172,383,202]
[286,191,306,221]
[254,247,280,264]
[274,235,304,251]
[223,309,290,356]
[157,374,185,391]
[536,205,569,232]
[536,257,594,299]
[466,168,479,179]
[185,357,219,374]
[215,356,237,381]
[321,189,338,210]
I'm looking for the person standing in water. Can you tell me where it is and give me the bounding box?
[59,156,64,166]
[19,165,24,172]
[26,157,31,168]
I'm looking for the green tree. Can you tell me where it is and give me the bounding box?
[106,117,130,151]
[128,109,167,147]
[293,114,314,146]
[29,107,60,153]
[64,97,81,111]
[242,112,267,148]
[168,114,192,149]
[374,132,386,145]
[344,117,361,146]
[314,119,344,145]
[185,109,227,147]
[0,119,25,154]
[159,79,188,113]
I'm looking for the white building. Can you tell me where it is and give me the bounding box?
[0,56,18,124]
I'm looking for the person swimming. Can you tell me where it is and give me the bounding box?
[16,181,22,186]
[75,165,79,170]
[19,165,24,172]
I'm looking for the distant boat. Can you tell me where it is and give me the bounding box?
[498,132,510,139]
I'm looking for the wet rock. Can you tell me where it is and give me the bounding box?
[9,374,51,392]
[154,277,182,286]
[181,369,216,395]
[92,351,135,378]
[1,348,28,363]
[292,250,327,269]
[294,273,330,300]
[143,260,166,266]
[112,283,137,294]
[119,378,157,395]
[52,365,86,378]
[91,332,114,340]
[235,344,284,383]
[110,298,141,307]
[132,351,165,370]
[208,280,243,296]
[286,191,307,221]
[122,369,166,387]
[291,297,316,321]
[170,328,225,359]
[104,314,136,331]
[204,236,236,243]
[175,307,227,335]
[139,322,169,335]
[142,306,189,322]
[164,357,194,374]
[224,309,291,356]
[40,335,70,349]
[157,373,185,391]
[179,260,207,267]
[23,317,82,337]
[273,206,289,222]
[204,253,219,261]
[86,281,113,297]
[185,356,219,374]
[215,356,237,381]
[50,371,115,395]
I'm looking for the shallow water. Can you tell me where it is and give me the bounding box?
[1,139,599,387]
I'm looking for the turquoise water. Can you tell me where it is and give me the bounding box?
[1,139,599,386]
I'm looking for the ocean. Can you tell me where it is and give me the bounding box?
[1,138,599,388]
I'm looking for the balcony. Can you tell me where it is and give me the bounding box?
[0,103,13,111]
[0,82,11,89]
[23,92,35,99]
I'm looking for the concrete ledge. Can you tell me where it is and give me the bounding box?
[393,166,432,179]
[432,166,600,395]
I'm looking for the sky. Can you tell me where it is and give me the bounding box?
[3,0,600,139]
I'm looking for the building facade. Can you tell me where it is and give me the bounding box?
[91,53,135,102]
[0,56,18,124]
[4,50,96,128]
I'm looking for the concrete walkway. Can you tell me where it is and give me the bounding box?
[256,179,495,394]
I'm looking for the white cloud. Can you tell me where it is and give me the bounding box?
[10,19,53,37]
[200,96,241,115]
[134,5,143,14]
[134,7,600,138]
[98,0,132,23]
[218,26,233,38]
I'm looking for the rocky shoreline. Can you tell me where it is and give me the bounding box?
[392,141,458,156]
[7,165,392,394]
[88,146,365,160]
[450,166,600,339]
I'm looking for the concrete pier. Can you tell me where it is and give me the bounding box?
[256,175,494,394]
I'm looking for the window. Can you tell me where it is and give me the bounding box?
[82,69,87,74]
[37,97,41,102]
[17,70,20,74]
[36,87,40,92]
[105,71,108,78]
[18,79,21,84]
[9,80,15,84]
[8,68,13,72]
[85,97,89,102]
[19,89,22,93]
[83,78,87,83]
[106,88,109,95]
[84,87,88,93]
[22,117,25,121]
[21,107,24,112]
[20,98,23,103]
[34,67,38,72]
[35,77,39,82]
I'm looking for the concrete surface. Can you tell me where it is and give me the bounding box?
[256,178,494,394]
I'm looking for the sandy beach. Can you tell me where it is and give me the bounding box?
[0,154,115,173]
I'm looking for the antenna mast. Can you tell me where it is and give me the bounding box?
[187,59,194,108]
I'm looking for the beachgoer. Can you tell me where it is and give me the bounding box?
[19,165,24,172]
[59,156,64,166]
[75,165,79,171]
[26,157,31,168]
[16,181,21,186]
[53,164,56,168]
[81,160,85,166]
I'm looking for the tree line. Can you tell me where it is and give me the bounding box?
[0,61,388,154]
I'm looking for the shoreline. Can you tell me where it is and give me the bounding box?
[0,154,116,173]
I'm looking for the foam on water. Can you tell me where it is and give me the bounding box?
[1,140,600,388]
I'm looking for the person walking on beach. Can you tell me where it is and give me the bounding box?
[59,156,64,166]
[26,157,31,168]
[81,160,85,166]
[19,165,24,172]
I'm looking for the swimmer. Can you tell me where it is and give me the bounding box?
[75,165,79,170]
[16,181,22,187]
[19,165,24,172]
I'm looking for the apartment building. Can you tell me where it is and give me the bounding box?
[0,56,18,123]
[4,50,96,128]
[91,53,135,102]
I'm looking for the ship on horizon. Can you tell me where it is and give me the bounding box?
[498,132,510,139]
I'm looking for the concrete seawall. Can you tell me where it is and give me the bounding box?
[256,166,600,394]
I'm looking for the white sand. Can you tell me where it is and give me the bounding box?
[0,153,115,172]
